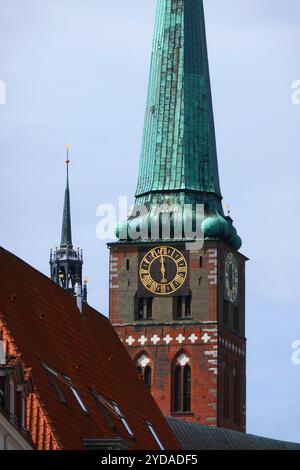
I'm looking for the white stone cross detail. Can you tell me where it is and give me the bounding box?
[201,333,211,344]
[188,333,198,344]
[151,334,160,345]
[138,354,150,368]
[163,334,173,345]
[138,335,148,346]
[176,334,185,344]
[177,354,190,367]
[126,335,135,346]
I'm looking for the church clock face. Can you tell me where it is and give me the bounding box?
[225,253,238,303]
[139,246,187,296]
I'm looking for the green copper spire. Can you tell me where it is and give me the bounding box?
[61,148,73,248]
[119,0,242,249]
[136,0,221,209]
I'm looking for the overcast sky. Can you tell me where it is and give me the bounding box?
[0,0,299,443]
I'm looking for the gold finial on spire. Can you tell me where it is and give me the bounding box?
[66,144,71,164]
[225,204,231,216]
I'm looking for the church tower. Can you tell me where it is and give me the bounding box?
[109,0,247,432]
[50,149,87,301]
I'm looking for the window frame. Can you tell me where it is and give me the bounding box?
[146,421,165,450]
[42,362,89,413]
[173,361,192,414]
[9,376,15,416]
[144,365,152,390]
[90,388,116,430]
[174,364,182,412]
[111,401,135,438]
[70,386,89,414]
[223,359,230,419]
[183,364,191,412]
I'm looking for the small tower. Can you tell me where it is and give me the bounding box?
[50,148,87,301]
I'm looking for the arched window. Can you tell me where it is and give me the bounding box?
[58,268,66,288]
[233,365,240,424]
[173,354,191,413]
[136,354,152,391]
[183,365,191,412]
[174,365,182,412]
[223,359,230,418]
[144,366,152,390]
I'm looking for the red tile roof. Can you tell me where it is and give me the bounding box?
[0,247,180,450]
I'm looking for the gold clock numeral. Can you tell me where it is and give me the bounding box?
[150,281,158,292]
[178,266,187,273]
[142,275,152,287]
[140,269,150,275]
[174,274,184,283]
[160,285,166,294]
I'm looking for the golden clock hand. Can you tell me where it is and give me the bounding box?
[160,256,167,284]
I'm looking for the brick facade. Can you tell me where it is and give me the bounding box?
[109,240,247,431]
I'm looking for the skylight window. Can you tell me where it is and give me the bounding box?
[70,387,89,414]
[42,363,59,377]
[90,389,116,429]
[42,362,89,413]
[111,401,134,438]
[146,421,164,450]
[42,363,67,403]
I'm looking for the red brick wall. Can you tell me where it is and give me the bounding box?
[109,241,247,432]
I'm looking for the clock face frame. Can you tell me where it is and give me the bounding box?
[139,246,188,296]
[225,252,239,304]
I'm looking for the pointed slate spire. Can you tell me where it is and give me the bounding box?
[50,147,87,300]
[61,147,73,248]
